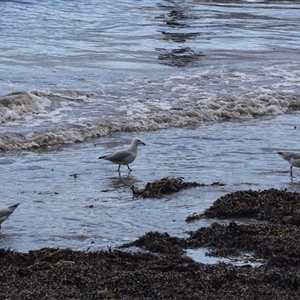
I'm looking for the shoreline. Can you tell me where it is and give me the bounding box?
[1,188,300,299]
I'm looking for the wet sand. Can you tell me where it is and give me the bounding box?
[1,187,300,299]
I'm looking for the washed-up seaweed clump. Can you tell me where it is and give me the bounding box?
[1,244,300,300]
[131,177,224,198]
[186,188,300,224]
[182,188,300,269]
[123,188,300,268]
[120,221,300,268]
[120,231,188,255]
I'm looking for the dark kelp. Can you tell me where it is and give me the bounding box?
[131,177,225,198]
[186,188,300,224]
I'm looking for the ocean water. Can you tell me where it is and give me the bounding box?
[0,0,300,252]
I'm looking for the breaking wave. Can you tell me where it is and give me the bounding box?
[0,63,300,150]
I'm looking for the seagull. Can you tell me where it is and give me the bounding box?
[99,137,146,173]
[0,203,20,229]
[277,152,300,177]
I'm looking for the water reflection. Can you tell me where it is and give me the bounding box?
[158,10,191,29]
[157,47,205,67]
[108,173,142,191]
[156,4,204,67]
[285,178,300,191]
[160,31,200,43]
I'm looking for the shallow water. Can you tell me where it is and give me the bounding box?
[1,113,300,252]
[185,248,265,267]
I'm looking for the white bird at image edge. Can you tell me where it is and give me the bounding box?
[277,152,300,177]
[0,203,20,229]
[99,138,146,172]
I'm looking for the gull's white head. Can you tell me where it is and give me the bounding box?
[132,138,146,146]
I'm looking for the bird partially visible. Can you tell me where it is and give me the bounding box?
[0,203,20,229]
[277,151,300,177]
[99,137,146,173]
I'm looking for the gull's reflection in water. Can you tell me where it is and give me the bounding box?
[286,178,300,189]
[108,173,143,192]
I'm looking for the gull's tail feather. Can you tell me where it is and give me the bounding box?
[99,156,106,159]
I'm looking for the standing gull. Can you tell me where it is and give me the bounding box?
[0,203,20,229]
[277,152,300,177]
[99,138,145,173]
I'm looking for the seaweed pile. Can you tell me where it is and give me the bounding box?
[187,188,300,224]
[187,221,300,266]
[121,221,300,267]
[131,177,224,198]
[119,188,300,298]
[1,244,300,300]
[121,231,187,255]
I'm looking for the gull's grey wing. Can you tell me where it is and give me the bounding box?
[105,149,133,164]
[290,153,300,160]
